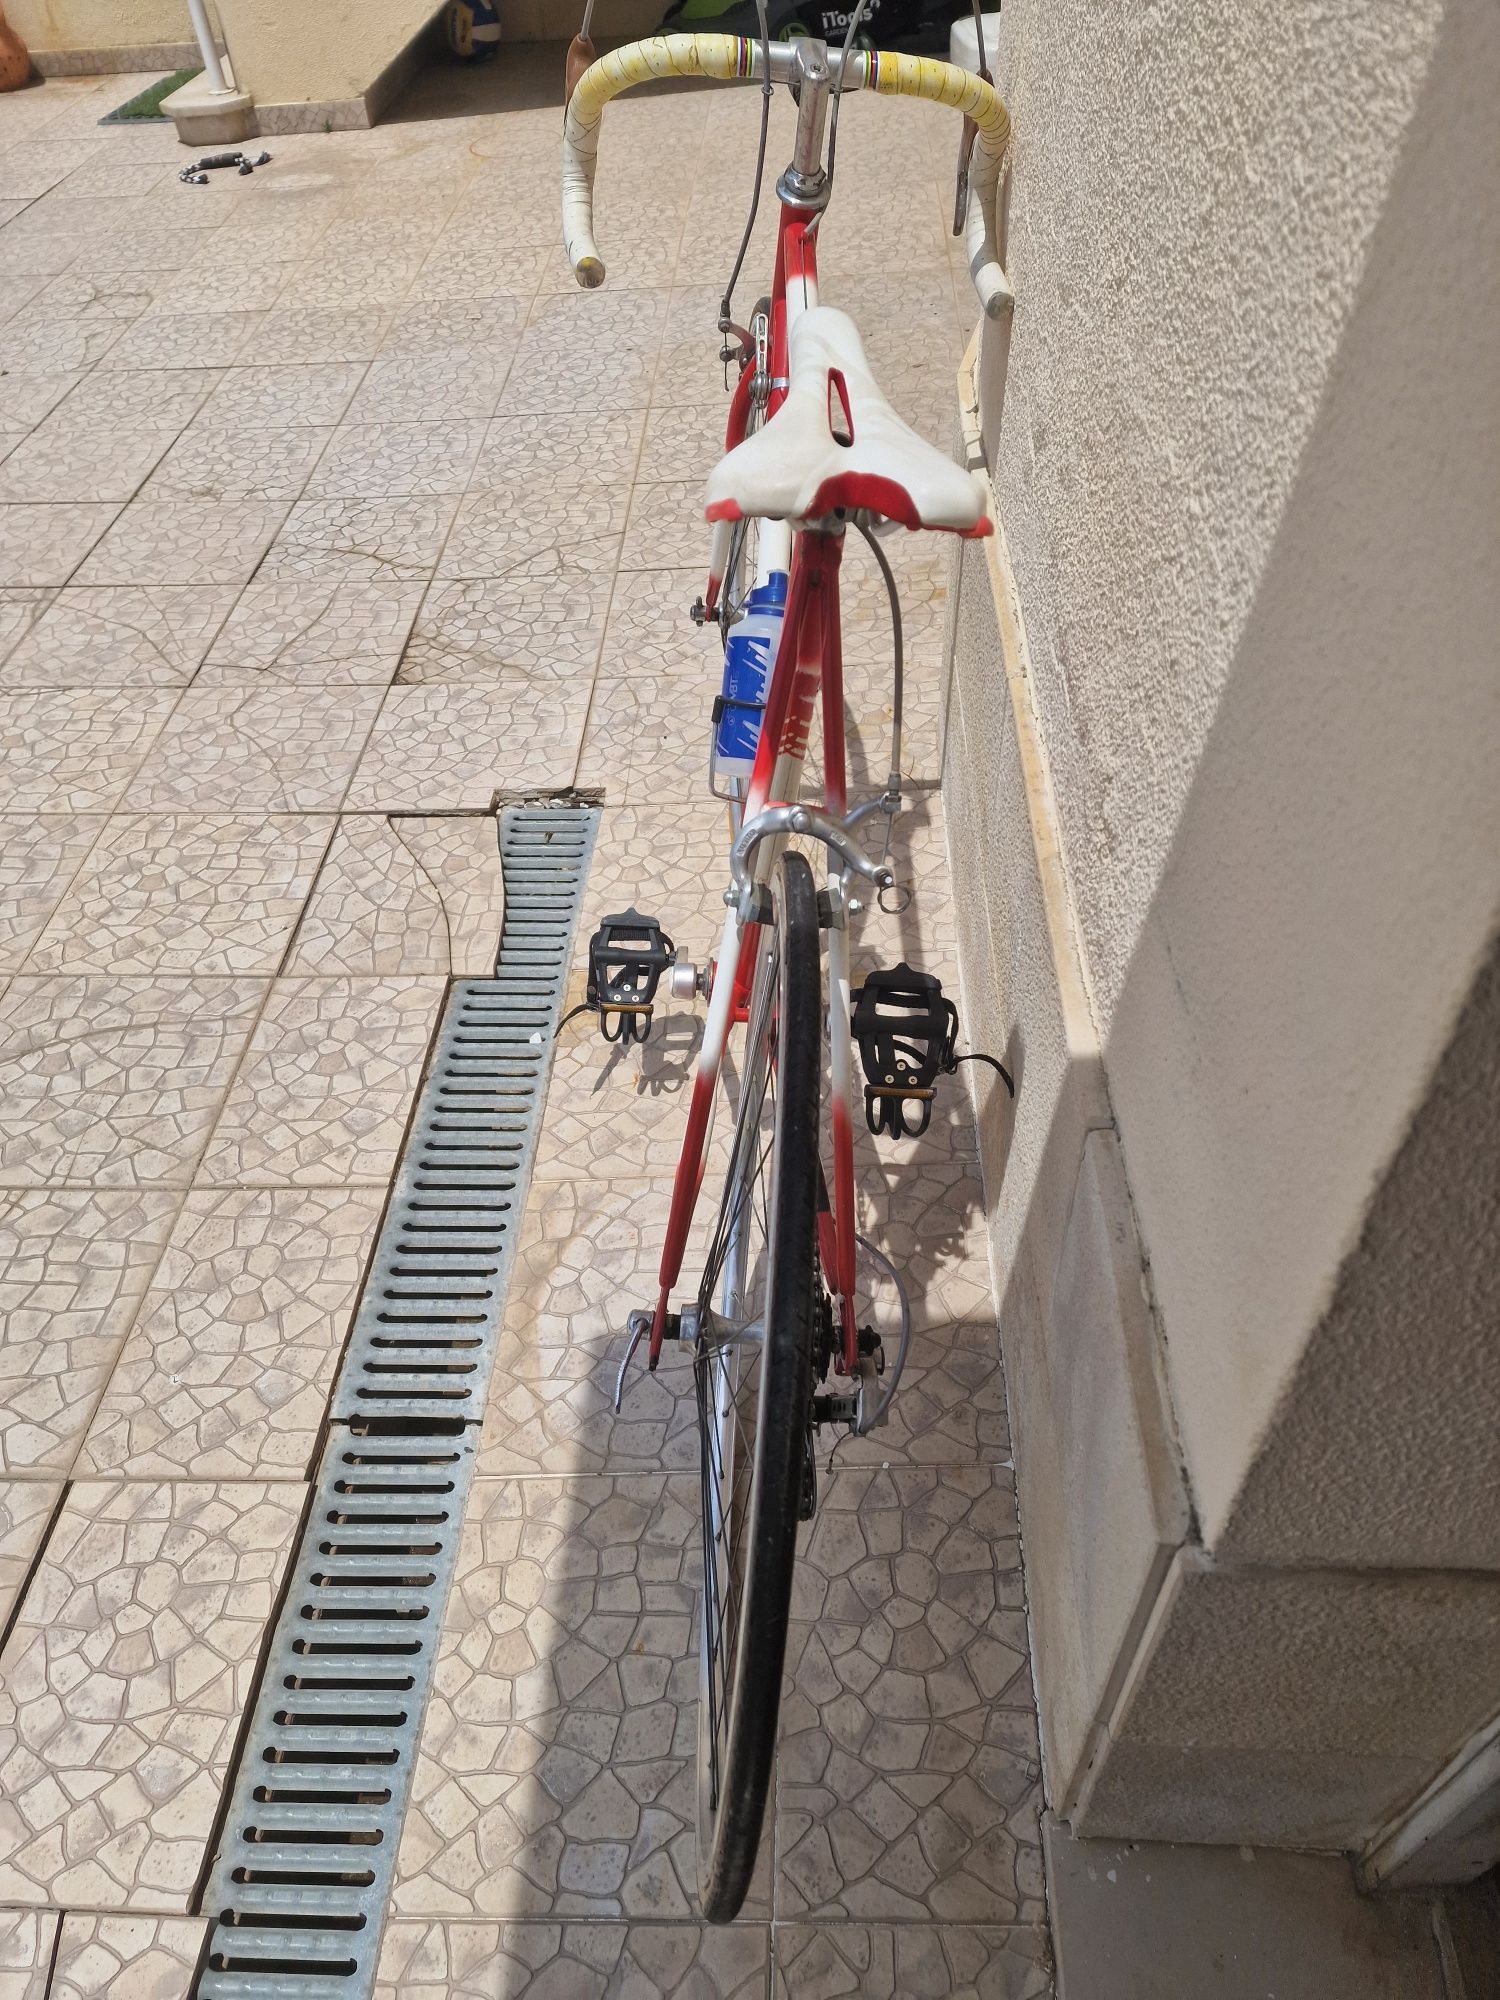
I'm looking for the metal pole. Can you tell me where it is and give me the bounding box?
[185,0,229,92]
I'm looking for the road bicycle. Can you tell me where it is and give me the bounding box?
[562,21,1012,1923]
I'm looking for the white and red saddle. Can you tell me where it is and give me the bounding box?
[705,306,990,538]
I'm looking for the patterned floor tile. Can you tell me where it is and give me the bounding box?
[0,976,265,1188]
[0,1487,61,1635]
[0,584,52,664]
[0,585,238,689]
[401,560,613,685]
[0,1480,305,1909]
[819,1312,1010,1471]
[0,1189,179,1475]
[855,1156,993,1336]
[198,975,446,1186]
[0,426,177,505]
[0,372,81,435]
[248,310,387,368]
[0,502,119,585]
[98,309,265,372]
[278,245,427,313]
[475,1180,698,1480]
[123,688,381,812]
[597,567,718,681]
[0,814,102,971]
[375,1920,770,2000]
[587,792,731,930]
[348,685,587,811]
[392,1475,710,1922]
[437,485,626,582]
[621,481,707,572]
[777,1468,1044,1924]
[74,498,288,589]
[146,255,296,319]
[501,305,667,416]
[42,367,220,435]
[144,423,332,504]
[200,577,424,686]
[0,689,176,812]
[407,240,548,310]
[0,312,126,373]
[79,1187,384,1481]
[0,1908,57,2000]
[657,286,738,408]
[347,350,516,424]
[286,815,504,976]
[383,294,531,359]
[771,1924,1051,1999]
[469,409,643,494]
[575,669,710,805]
[196,361,369,429]
[27,814,334,976]
[533,1009,709,1186]
[637,403,725,486]
[49,1914,208,2000]
[305,420,487,500]
[262,496,460,583]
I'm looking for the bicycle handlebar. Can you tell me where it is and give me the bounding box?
[561,33,1013,319]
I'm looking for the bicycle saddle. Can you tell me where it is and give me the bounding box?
[705,306,991,537]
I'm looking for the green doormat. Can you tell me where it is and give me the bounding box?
[99,68,200,125]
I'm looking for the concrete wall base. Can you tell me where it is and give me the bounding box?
[30,41,199,74]
[162,69,255,146]
[1044,1814,1463,2000]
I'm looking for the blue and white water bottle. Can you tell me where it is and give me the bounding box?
[712,573,787,789]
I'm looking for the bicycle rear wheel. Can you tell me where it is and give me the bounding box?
[694,850,821,1923]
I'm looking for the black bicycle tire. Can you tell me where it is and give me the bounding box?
[696,850,821,1922]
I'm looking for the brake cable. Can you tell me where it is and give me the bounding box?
[808,0,870,242]
[717,0,775,373]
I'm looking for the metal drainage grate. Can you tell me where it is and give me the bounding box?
[198,803,597,2000]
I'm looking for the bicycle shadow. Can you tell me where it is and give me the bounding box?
[586,1002,705,1103]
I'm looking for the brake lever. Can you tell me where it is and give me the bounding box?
[564,0,596,108]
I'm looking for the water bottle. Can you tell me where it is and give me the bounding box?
[712,573,787,789]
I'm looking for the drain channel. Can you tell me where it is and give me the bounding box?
[198,804,597,2000]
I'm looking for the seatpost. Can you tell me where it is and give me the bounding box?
[778,40,832,211]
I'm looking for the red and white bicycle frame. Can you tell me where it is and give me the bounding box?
[647,202,870,1379]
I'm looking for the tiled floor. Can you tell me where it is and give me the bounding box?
[0,50,1048,2000]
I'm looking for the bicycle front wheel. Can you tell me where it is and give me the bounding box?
[694,850,821,1923]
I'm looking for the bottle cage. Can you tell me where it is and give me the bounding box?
[851,962,959,1139]
[586,909,674,1045]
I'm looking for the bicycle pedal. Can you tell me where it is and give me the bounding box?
[851,962,958,1140]
[586,909,674,1045]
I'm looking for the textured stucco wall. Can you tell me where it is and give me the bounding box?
[989,0,1500,1542]
[7,0,195,52]
[499,0,661,40]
